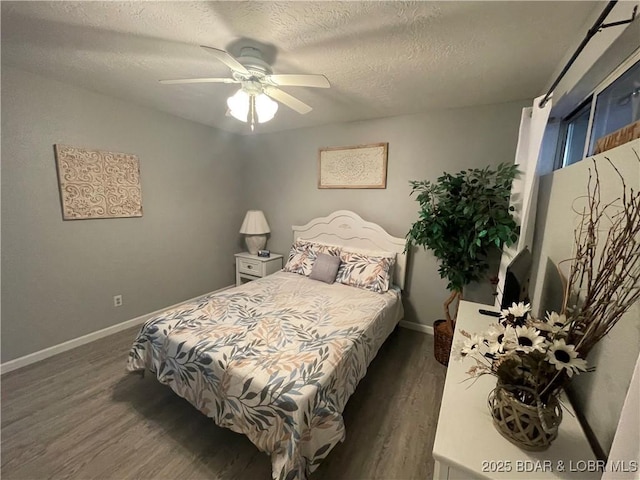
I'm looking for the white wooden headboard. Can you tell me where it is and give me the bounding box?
[292,210,408,290]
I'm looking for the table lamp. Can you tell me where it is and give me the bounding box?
[239,210,270,255]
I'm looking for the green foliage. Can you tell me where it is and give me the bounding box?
[406,163,520,292]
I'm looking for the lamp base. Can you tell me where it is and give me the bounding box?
[245,235,267,255]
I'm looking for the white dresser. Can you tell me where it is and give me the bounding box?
[433,300,601,480]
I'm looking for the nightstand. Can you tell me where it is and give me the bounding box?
[235,252,284,286]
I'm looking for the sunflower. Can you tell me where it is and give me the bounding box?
[451,341,467,361]
[509,302,532,318]
[484,324,514,354]
[544,311,571,333]
[513,326,545,352]
[547,339,588,377]
[500,302,532,327]
[452,334,483,362]
[461,334,482,356]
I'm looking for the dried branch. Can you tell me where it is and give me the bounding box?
[564,152,640,357]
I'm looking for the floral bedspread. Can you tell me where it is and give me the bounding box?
[127,271,402,480]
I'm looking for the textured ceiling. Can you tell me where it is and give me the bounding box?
[1,1,600,135]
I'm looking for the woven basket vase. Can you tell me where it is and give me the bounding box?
[488,384,563,451]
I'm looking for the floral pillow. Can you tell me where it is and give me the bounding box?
[283,239,342,276]
[283,240,309,275]
[335,250,396,293]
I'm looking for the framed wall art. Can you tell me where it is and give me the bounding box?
[318,143,388,189]
[54,144,143,220]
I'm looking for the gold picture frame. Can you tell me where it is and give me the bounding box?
[318,143,388,189]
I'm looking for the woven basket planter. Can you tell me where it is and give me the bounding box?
[488,384,563,451]
[433,319,453,366]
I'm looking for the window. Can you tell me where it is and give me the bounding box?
[588,60,640,155]
[554,55,640,171]
[557,102,591,168]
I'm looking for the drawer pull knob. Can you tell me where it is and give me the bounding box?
[247,265,253,269]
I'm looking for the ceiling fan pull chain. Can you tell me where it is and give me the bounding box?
[250,95,256,132]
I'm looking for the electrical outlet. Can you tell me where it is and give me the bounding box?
[113,295,123,307]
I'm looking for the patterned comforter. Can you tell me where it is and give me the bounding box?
[127,271,403,480]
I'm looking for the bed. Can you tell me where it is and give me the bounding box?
[126,210,407,480]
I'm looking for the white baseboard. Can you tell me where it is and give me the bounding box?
[399,320,434,335]
[0,284,235,375]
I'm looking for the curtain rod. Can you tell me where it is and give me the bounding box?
[538,0,637,109]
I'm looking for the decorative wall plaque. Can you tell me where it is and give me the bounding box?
[54,144,143,220]
[318,143,388,189]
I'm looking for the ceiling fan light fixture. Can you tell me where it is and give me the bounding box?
[255,94,278,123]
[227,89,250,122]
[163,46,325,125]
[227,88,279,126]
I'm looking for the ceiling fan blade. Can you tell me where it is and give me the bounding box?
[263,86,313,115]
[201,46,250,75]
[160,77,239,85]
[266,74,330,89]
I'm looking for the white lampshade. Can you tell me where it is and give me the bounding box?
[239,210,270,235]
[227,89,278,124]
[227,89,250,122]
[255,94,278,123]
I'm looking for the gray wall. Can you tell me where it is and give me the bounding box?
[242,101,529,326]
[1,67,527,362]
[1,66,246,362]
[530,141,640,455]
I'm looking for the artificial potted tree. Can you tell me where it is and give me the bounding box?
[406,163,520,365]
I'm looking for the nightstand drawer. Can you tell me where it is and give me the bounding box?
[238,257,262,275]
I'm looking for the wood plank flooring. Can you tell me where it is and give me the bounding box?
[1,325,446,480]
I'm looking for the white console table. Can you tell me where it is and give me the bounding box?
[433,300,600,480]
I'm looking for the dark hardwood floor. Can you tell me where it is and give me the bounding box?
[1,325,446,480]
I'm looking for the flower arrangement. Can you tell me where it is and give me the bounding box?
[456,157,640,409]
[456,302,589,405]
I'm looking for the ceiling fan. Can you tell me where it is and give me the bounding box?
[160,46,330,129]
